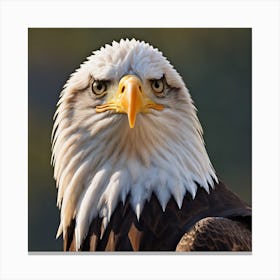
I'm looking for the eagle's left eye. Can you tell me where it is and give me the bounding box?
[92,80,107,97]
[151,78,165,96]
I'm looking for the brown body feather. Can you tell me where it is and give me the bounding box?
[64,181,251,251]
[176,217,251,251]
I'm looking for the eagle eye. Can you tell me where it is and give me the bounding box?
[92,80,107,97]
[151,78,165,96]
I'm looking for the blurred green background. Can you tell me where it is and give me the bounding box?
[28,28,251,251]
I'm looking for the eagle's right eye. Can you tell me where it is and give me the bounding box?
[92,80,107,97]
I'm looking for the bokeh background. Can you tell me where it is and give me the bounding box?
[28,28,251,251]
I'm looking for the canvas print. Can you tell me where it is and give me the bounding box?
[28,28,252,252]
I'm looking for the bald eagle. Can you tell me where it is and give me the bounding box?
[51,39,251,251]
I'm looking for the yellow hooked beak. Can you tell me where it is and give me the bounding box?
[96,75,164,128]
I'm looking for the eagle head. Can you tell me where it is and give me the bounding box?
[52,39,217,248]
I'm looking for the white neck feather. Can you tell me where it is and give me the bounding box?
[52,94,217,250]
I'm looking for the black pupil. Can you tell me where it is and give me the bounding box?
[96,83,103,91]
[154,81,159,88]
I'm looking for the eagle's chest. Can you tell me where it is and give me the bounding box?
[78,193,188,251]
[67,182,251,251]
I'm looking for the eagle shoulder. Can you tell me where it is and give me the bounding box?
[176,216,252,251]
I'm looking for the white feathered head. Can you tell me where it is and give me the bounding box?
[51,39,217,248]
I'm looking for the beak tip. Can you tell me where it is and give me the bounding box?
[128,114,136,128]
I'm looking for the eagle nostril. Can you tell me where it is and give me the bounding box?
[121,86,125,93]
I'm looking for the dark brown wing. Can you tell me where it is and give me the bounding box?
[176,217,251,251]
[63,181,252,251]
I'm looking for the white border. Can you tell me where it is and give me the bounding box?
[1,0,279,279]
